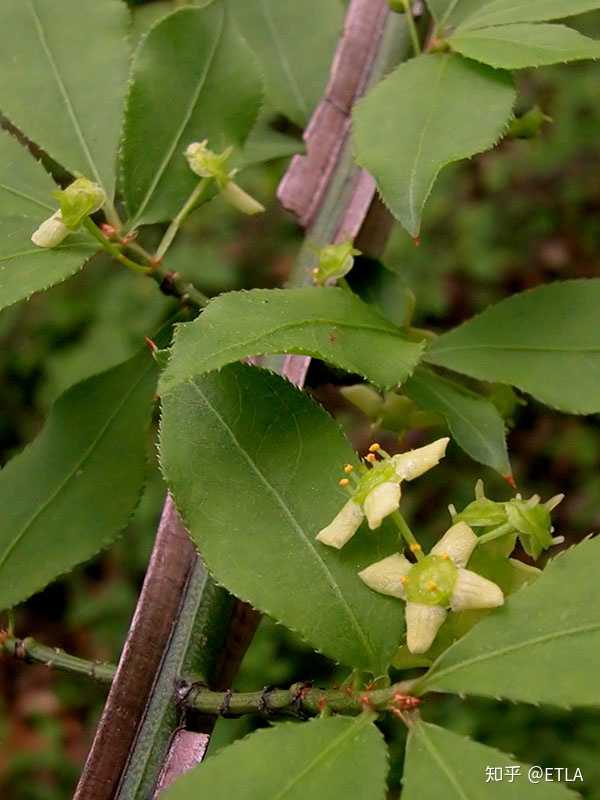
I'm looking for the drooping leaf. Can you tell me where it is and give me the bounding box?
[403,721,579,800]
[160,363,405,672]
[163,715,388,800]
[404,367,511,477]
[456,0,600,32]
[0,0,129,201]
[228,0,344,128]
[121,2,262,226]
[0,131,97,311]
[425,279,600,414]
[417,536,600,707]
[159,288,425,395]
[0,349,158,611]
[450,23,600,69]
[353,54,515,237]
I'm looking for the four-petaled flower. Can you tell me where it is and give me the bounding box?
[315,438,449,549]
[359,522,504,653]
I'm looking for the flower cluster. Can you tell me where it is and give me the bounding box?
[185,140,264,216]
[359,523,504,653]
[32,177,105,249]
[316,438,449,549]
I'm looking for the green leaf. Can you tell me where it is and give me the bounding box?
[425,279,600,414]
[240,106,304,168]
[0,131,97,311]
[0,0,129,201]
[404,367,511,477]
[450,23,600,69]
[159,288,425,395]
[160,363,405,672]
[417,535,600,707]
[0,349,157,611]
[346,256,413,328]
[353,54,515,237]
[403,721,579,800]
[129,0,174,49]
[228,0,343,128]
[121,2,262,226]
[163,715,388,800]
[457,0,600,31]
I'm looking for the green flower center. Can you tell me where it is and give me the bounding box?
[405,555,458,606]
[353,462,397,506]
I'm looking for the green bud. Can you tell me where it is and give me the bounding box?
[185,140,233,187]
[387,0,407,12]
[312,240,361,286]
[507,106,552,140]
[340,384,384,420]
[505,499,553,559]
[53,177,105,230]
[405,555,458,606]
[455,498,507,528]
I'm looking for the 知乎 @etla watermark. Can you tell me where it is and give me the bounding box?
[485,766,584,784]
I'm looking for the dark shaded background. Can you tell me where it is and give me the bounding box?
[1,7,600,798]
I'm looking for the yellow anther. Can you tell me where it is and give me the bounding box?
[365,453,377,464]
[409,543,422,553]
[312,267,319,275]
[369,442,381,453]
[441,553,450,560]
[343,464,354,474]
[426,580,438,592]
[399,576,408,585]
[339,478,350,487]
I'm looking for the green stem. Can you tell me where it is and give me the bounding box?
[2,635,116,685]
[82,218,151,274]
[476,522,515,546]
[402,0,421,55]
[156,178,211,261]
[183,678,418,718]
[391,510,424,560]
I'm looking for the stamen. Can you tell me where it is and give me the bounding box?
[365,453,377,464]
[339,478,350,487]
[409,543,422,553]
[343,464,354,474]
[369,443,381,452]
[441,553,450,560]
[426,580,438,592]
[399,575,408,585]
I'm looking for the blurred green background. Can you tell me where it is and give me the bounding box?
[1,4,600,798]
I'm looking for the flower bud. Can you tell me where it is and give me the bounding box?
[185,140,232,186]
[54,177,105,230]
[31,210,70,249]
[312,240,361,286]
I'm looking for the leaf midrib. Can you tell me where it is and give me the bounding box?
[428,343,600,356]
[27,0,104,189]
[453,25,599,57]
[188,379,377,667]
[407,55,450,232]
[413,724,472,800]
[128,8,225,225]
[171,316,418,384]
[0,360,153,574]
[423,621,600,688]
[272,716,371,800]
[258,0,308,119]
[0,182,54,212]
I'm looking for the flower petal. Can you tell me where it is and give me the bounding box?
[364,481,401,530]
[450,568,504,611]
[406,602,447,654]
[392,437,449,481]
[31,211,70,249]
[358,553,412,599]
[316,500,364,549]
[431,521,478,568]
